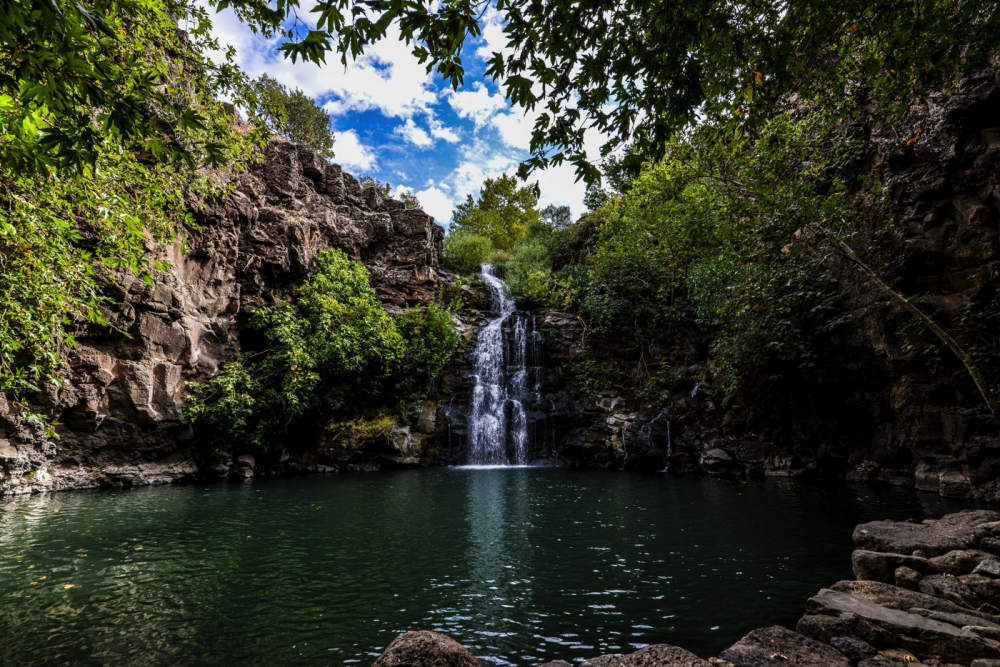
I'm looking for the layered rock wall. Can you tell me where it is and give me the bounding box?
[0,140,446,494]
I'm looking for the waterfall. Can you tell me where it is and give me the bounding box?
[466,264,540,466]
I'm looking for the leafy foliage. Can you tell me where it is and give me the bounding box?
[252,74,335,158]
[209,0,997,182]
[540,205,572,230]
[184,250,459,449]
[441,229,494,274]
[452,174,539,252]
[503,110,859,388]
[0,0,263,408]
[0,0,258,176]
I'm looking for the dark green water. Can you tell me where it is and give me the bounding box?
[0,469,975,666]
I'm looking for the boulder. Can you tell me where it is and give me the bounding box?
[963,574,1000,607]
[796,614,851,643]
[930,550,1000,576]
[829,580,997,622]
[895,566,923,591]
[717,625,850,666]
[981,539,1000,557]
[918,575,980,609]
[806,588,1000,663]
[372,631,481,667]
[581,645,711,667]
[852,550,941,583]
[976,560,1000,579]
[829,636,878,663]
[853,511,1000,557]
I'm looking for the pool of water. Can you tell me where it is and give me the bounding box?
[0,469,976,666]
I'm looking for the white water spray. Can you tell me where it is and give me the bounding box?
[467,264,537,466]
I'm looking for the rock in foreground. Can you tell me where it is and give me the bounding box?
[372,631,481,667]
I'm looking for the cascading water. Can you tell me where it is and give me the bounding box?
[466,264,542,466]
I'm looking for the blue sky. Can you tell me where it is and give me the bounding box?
[206,7,605,227]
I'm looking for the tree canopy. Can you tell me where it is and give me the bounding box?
[216,0,998,182]
[253,74,336,158]
[451,174,539,252]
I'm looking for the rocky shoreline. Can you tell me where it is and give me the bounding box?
[371,510,1000,667]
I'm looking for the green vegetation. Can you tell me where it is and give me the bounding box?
[358,177,422,209]
[0,0,263,414]
[452,174,540,252]
[204,0,997,182]
[451,110,858,394]
[252,74,336,158]
[442,229,495,274]
[184,250,458,450]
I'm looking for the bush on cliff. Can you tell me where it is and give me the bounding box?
[183,249,459,450]
[442,229,494,274]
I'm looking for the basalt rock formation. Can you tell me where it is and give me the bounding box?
[0,139,447,495]
[373,510,1000,667]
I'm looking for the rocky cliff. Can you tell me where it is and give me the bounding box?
[0,139,447,495]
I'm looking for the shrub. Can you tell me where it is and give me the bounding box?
[442,229,494,274]
[184,249,459,450]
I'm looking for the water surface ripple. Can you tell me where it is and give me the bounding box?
[0,469,974,666]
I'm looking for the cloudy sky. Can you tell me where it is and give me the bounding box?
[205,7,603,227]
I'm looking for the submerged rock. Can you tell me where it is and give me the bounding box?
[371,631,481,667]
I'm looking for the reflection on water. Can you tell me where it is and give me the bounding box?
[0,470,976,666]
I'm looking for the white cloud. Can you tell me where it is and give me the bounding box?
[447,82,507,127]
[475,9,512,62]
[333,129,377,172]
[492,107,538,150]
[429,119,461,143]
[414,184,456,225]
[394,119,434,148]
[208,8,439,119]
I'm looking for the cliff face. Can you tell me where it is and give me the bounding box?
[0,140,446,495]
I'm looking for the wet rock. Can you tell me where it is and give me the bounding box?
[930,550,999,576]
[981,539,1000,558]
[718,625,850,666]
[796,614,851,643]
[919,575,980,609]
[975,560,1000,579]
[964,574,1000,607]
[853,511,1000,557]
[853,550,941,583]
[896,566,923,591]
[830,636,878,663]
[582,645,711,667]
[537,662,573,667]
[857,652,925,666]
[806,588,1000,663]
[829,580,997,621]
[372,631,481,667]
